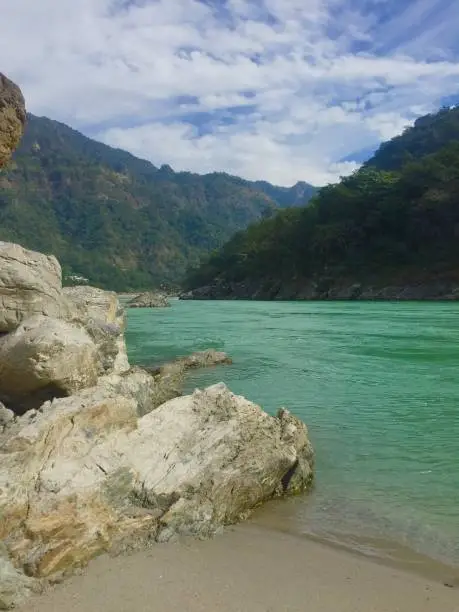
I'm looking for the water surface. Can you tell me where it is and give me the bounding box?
[126,300,459,568]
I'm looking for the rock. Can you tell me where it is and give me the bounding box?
[63,286,124,328]
[84,321,130,375]
[63,286,129,375]
[141,350,233,409]
[0,74,26,169]
[0,383,313,604]
[127,292,170,308]
[0,316,99,412]
[0,547,39,610]
[0,403,15,431]
[144,349,232,376]
[0,242,76,333]
[98,367,180,418]
[179,349,233,369]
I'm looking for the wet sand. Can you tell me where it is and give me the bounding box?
[22,524,459,612]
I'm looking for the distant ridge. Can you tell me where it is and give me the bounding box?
[0,113,317,290]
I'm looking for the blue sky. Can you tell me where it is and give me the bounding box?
[1,0,459,185]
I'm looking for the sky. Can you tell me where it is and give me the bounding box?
[1,0,459,186]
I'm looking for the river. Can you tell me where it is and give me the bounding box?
[125,300,459,570]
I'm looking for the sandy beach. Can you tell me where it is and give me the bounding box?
[21,524,459,612]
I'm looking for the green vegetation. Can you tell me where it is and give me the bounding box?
[0,114,316,291]
[185,105,459,294]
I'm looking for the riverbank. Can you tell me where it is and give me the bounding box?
[20,523,459,612]
[180,267,459,301]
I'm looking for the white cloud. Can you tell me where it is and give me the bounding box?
[1,0,459,185]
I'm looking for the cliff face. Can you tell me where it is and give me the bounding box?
[0,74,26,169]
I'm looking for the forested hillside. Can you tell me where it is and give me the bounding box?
[0,114,316,290]
[184,106,459,300]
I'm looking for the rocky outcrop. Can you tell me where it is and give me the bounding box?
[0,383,313,594]
[0,316,99,413]
[0,74,26,169]
[64,286,129,375]
[181,276,459,301]
[127,292,170,308]
[0,242,76,333]
[0,237,314,608]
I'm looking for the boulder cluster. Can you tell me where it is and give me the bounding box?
[0,243,314,609]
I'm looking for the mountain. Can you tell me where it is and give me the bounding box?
[0,114,316,291]
[248,180,317,207]
[183,105,459,301]
[365,106,459,171]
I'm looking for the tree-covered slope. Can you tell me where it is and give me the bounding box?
[0,114,316,290]
[184,106,459,300]
[366,105,459,171]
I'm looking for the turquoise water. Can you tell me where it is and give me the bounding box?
[126,300,459,567]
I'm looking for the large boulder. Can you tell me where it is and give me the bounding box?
[0,316,99,412]
[0,242,75,333]
[0,383,313,604]
[63,286,129,374]
[0,74,26,169]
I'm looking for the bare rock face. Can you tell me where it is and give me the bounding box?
[63,286,129,375]
[0,383,313,602]
[0,242,76,333]
[0,73,26,169]
[0,316,99,412]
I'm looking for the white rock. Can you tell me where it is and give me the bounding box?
[0,316,99,411]
[0,242,75,333]
[63,286,129,375]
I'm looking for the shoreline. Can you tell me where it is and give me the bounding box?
[248,496,459,586]
[249,514,459,587]
[20,523,459,612]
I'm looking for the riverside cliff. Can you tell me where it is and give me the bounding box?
[0,77,314,609]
